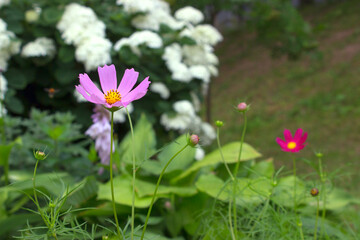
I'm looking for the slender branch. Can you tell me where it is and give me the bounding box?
[109,111,121,238]
[232,112,247,239]
[140,144,189,240]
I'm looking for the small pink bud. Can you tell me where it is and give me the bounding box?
[188,134,199,147]
[164,201,172,210]
[237,102,248,112]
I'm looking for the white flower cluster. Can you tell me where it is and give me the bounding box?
[150,82,170,99]
[57,3,111,71]
[0,0,10,9]
[0,73,7,116]
[0,18,20,71]
[174,6,204,25]
[160,100,216,146]
[117,0,184,31]
[21,37,56,58]
[114,30,163,56]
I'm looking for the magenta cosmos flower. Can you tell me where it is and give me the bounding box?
[75,64,150,108]
[276,129,308,153]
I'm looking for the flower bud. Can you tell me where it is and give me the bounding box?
[188,134,199,147]
[49,202,56,208]
[237,102,248,112]
[34,150,47,161]
[310,188,319,197]
[164,201,172,210]
[215,120,224,128]
[315,152,323,158]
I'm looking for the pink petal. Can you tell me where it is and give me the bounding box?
[276,137,287,149]
[76,85,103,104]
[79,74,104,99]
[90,94,106,105]
[98,65,117,94]
[293,145,305,152]
[117,68,139,96]
[293,129,303,142]
[299,132,308,145]
[283,129,293,142]
[112,101,125,107]
[122,77,150,106]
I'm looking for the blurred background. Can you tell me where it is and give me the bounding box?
[1,0,358,193]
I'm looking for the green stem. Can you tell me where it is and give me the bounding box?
[228,198,236,240]
[4,153,9,185]
[32,159,50,228]
[319,157,327,239]
[126,108,136,240]
[216,128,234,181]
[293,158,297,213]
[109,111,121,239]
[232,112,247,239]
[140,144,189,240]
[293,158,304,240]
[314,195,320,240]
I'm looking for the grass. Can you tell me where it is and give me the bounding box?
[210,0,360,196]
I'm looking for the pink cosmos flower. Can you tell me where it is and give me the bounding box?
[276,129,308,153]
[75,64,150,108]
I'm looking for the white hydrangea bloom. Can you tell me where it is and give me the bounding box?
[75,37,112,71]
[160,99,216,145]
[189,65,211,83]
[200,122,216,145]
[117,0,170,14]
[195,147,205,161]
[57,3,111,71]
[114,30,162,56]
[180,24,223,46]
[175,6,204,25]
[0,73,7,99]
[0,19,6,32]
[113,103,134,123]
[190,91,201,112]
[207,65,219,77]
[0,73,7,116]
[0,0,10,9]
[21,37,56,58]
[131,10,184,31]
[150,82,170,99]
[167,61,192,83]
[162,43,182,63]
[182,45,209,65]
[173,100,196,116]
[0,18,20,71]
[160,100,196,131]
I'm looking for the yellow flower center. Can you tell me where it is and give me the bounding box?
[287,142,297,149]
[104,89,121,105]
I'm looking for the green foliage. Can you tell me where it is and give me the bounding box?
[173,141,261,182]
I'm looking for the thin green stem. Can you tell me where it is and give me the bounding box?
[228,198,236,240]
[4,152,9,185]
[318,156,327,238]
[140,144,189,240]
[32,159,49,228]
[126,108,136,240]
[293,158,304,240]
[232,112,247,239]
[109,111,121,239]
[216,128,234,181]
[314,196,320,240]
[293,158,297,213]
